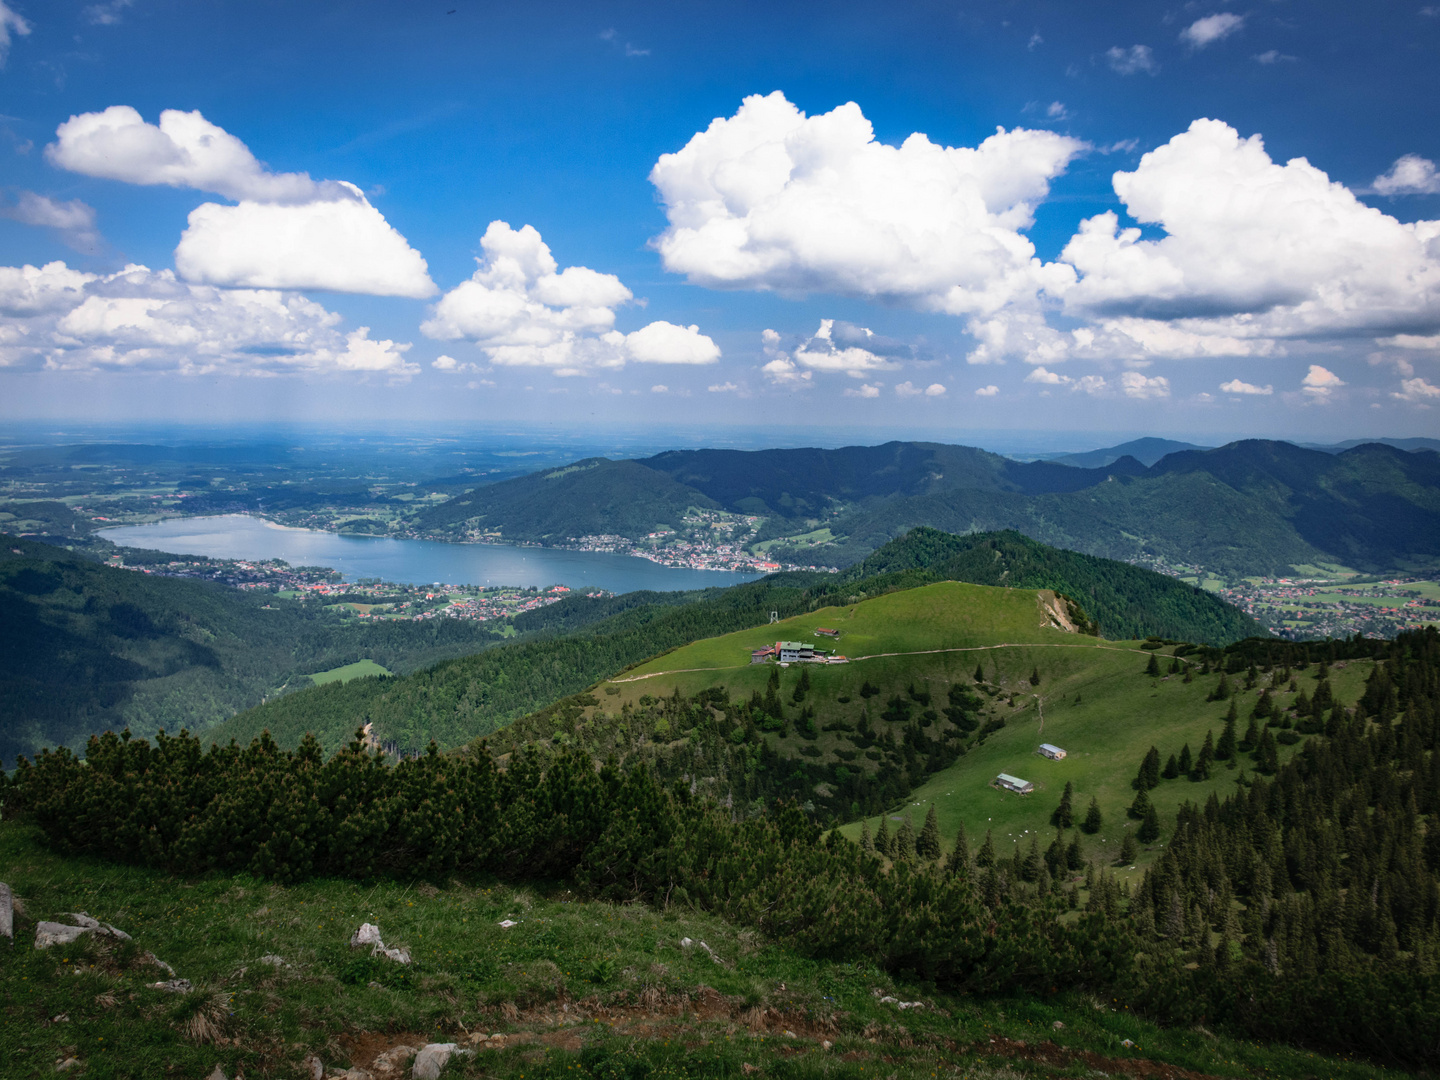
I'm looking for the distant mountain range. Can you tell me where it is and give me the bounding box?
[418,438,1440,577]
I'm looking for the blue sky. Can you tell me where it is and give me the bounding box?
[1,0,1438,443]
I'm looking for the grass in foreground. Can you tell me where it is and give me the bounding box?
[0,822,1408,1080]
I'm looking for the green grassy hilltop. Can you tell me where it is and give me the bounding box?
[489,577,1350,880]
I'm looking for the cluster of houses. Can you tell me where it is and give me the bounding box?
[750,639,849,665]
[994,744,1067,795]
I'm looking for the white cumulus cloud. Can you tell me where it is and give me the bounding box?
[175,186,436,298]
[1373,155,1440,195]
[708,381,738,393]
[1119,370,1170,398]
[1181,13,1244,48]
[0,261,415,376]
[421,221,717,374]
[47,107,436,298]
[1056,119,1440,342]
[895,380,946,397]
[1106,45,1158,75]
[844,383,881,398]
[1393,377,1440,403]
[0,0,30,68]
[1301,364,1345,397]
[47,106,341,203]
[649,92,1084,318]
[1220,378,1273,394]
[974,384,999,397]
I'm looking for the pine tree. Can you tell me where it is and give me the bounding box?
[944,820,970,876]
[1065,832,1084,870]
[1138,802,1161,843]
[975,829,996,867]
[791,665,811,703]
[1183,665,1194,684]
[1029,666,1041,686]
[1177,743,1193,776]
[1051,779,1075,828]
[1117,832,1138,865]
[859,820,874,854]
[1145,652,1161,677]
[1191,730,1215,781]
[1081,797,1103,835]
[1240,714,1260,752]
[1217,709,1238,761]
[1162,752,1180,779]
[875,816,893,857]
[1256,728,1280,775]
[1021,836,1042,882]
[1209,672,1231,701]
[1169,655,1181,675]
[916,805,942,860]
[894,816,917,863]
[1129,786,1151,820]
[1137,746,1161,790]
[973,663,985,683]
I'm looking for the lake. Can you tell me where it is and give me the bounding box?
[98,515,764,594]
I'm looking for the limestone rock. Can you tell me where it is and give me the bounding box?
[350,923,384,949]
[349,923,411,964]
[56,1058,82,1073]
[206,1066,227,1080]
[370,1045,416,1077]
[303,1053,325,1080]
[0,881,13,940]
[411,1044,471,1079]
[34,922,91,949]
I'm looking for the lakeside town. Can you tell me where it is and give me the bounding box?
[103,552,591,622]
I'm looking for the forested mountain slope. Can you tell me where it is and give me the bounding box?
[419,439,1440,576]
[210,529,1258,756]
[0,536,506,763]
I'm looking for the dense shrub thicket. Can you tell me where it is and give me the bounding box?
[7,630,1440,1066]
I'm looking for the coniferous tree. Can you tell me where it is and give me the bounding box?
[1162,752,1180,779]
[1182,665,1194,684]
[1081,797,1103,835]
[1145,652,1161,678]
[894,816,916,863]
[859,819,874,854]
[1138,802,1161,843]
[1117,831,1138,865]
[1209,672,1231,702]
[1029,666,1041,686]
[1051,779,1075,828]
[944,820,970,876]
[1065,832,1085,870]
[1177,743,1194,776]
[975,829,996,868]
[1129,786,1151,820]
[1169,655,1181,675]
[875,816,893,858]
[1191,730,1214,781]
[1021,836,1042,882]
[1240,714,1260,752]
[1136,746,1161,790]
[1217,708,1238,761]
[917,804,942,860]
[973,663,985,683]
[1256,727,1280,774]
[791,665,810,703]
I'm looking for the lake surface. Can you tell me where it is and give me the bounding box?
[98,515,763,593]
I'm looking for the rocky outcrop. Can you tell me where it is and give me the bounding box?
[349,922,411,964]
[33,912,131,950]
[411,1044,472,1080]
